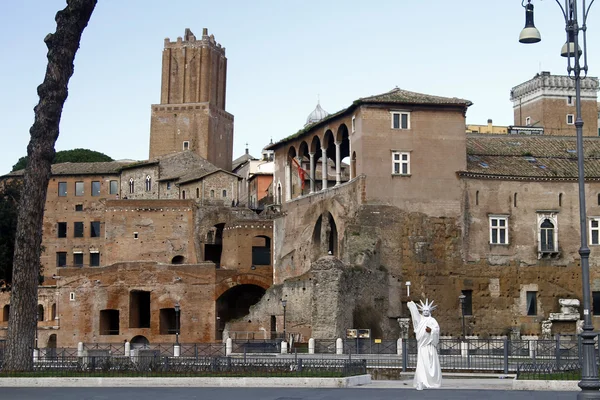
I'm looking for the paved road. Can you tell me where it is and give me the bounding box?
[0,387,577,400]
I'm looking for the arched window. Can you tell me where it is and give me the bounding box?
[145,175,151,192]
[196,188,200,198]
[182,190,186,200]
[210,190,215,198]
[37,304,44,322]
[277,183,282,204]
[129,178,134,194]
[540,219,555,252]
[222,189,227,198]
[559,193,563,207]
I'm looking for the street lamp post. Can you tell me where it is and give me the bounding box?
[519,1,600,398]
[458,294,466,340]
[174,302,180,345]
[281,299,287,340]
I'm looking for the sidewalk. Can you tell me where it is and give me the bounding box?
[362,373,580,391]
[0,374,581,391]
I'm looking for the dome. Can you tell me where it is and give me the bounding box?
[305,103,329,126]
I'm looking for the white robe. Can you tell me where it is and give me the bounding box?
[407,301,442,389]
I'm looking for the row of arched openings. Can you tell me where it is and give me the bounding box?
[2,304,57,322]
[284,124,355,201]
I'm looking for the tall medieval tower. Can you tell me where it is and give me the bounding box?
[149,28,233,171]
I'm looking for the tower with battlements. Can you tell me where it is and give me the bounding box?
[149,28,233,170]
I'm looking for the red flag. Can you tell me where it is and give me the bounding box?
[291,158,306,189]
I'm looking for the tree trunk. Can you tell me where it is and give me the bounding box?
[4,0,96,371]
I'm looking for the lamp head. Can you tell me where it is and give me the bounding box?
[561,25,582,57]
[519,1,541,44]
[174,302,180,312]
[281,299,287,308]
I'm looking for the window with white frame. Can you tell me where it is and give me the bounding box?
[391,111,410,130]
[145,175,151,192]
[351,115,356,133]
[537,212,559,254]
[567,114,574,125]
[590,218,600,245]
[129,178,134,194]
[183,141,189,150]
[489,215,509,244]
[392,151,410,175]
[525,116,531,126]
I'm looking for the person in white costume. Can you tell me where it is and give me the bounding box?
[407,299,442,390]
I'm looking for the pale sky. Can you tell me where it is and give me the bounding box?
[0,1,597,174]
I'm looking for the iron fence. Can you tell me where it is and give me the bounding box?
[0,355,366,378]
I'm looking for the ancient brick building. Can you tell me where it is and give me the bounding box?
[0,29,272,348]
[247,82,600,341]
[3,28,600,348]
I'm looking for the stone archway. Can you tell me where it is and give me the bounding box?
[130,335,150,349]
[215,284,266,340]
[312,211,339,259]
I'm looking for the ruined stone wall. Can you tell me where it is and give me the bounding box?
[183,171,238,206]
[273,177,365,285]
[104,200,196,265]
[221,222,273,271]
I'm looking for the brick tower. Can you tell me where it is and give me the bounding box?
[149,28,233,170]
[510,71,599,136]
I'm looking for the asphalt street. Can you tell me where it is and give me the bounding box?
[0,387,577,400]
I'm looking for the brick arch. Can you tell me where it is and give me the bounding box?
[214,273,272,300]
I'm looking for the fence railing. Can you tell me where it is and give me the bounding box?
[0,355,367,378]
[0,334,596,376]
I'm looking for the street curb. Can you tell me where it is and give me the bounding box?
[0,374,372,388]
[512,379,579,391]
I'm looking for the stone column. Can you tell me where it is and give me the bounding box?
[309,152,315,193]
[335,142,341,186]
[285,162,291,201]
[321,147,328,190]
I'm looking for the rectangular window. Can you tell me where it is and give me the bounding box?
[567,95,574,106]
[351,115,356,133]
[567,114,575,125]
[57,222,67,238]
[222,189,227,197]
[167,181,172,190]
[91,181,100,196]
[489,216,508,244]
[75,181,84,196]
[526,291,537,316]
[590,218,600,245]
[593,291,600,315]
[392,151,410,175]
[75,204,83,211]
[74,222,84,238]
[183,141,189,150]
[109,180,118,195]
[461,290,473,316]
[56,252,67,268]
[73,253,84,267]
[391,111,410,129]
[90,252,100,267]
[90,221,101,238]
[58,182,67,197]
